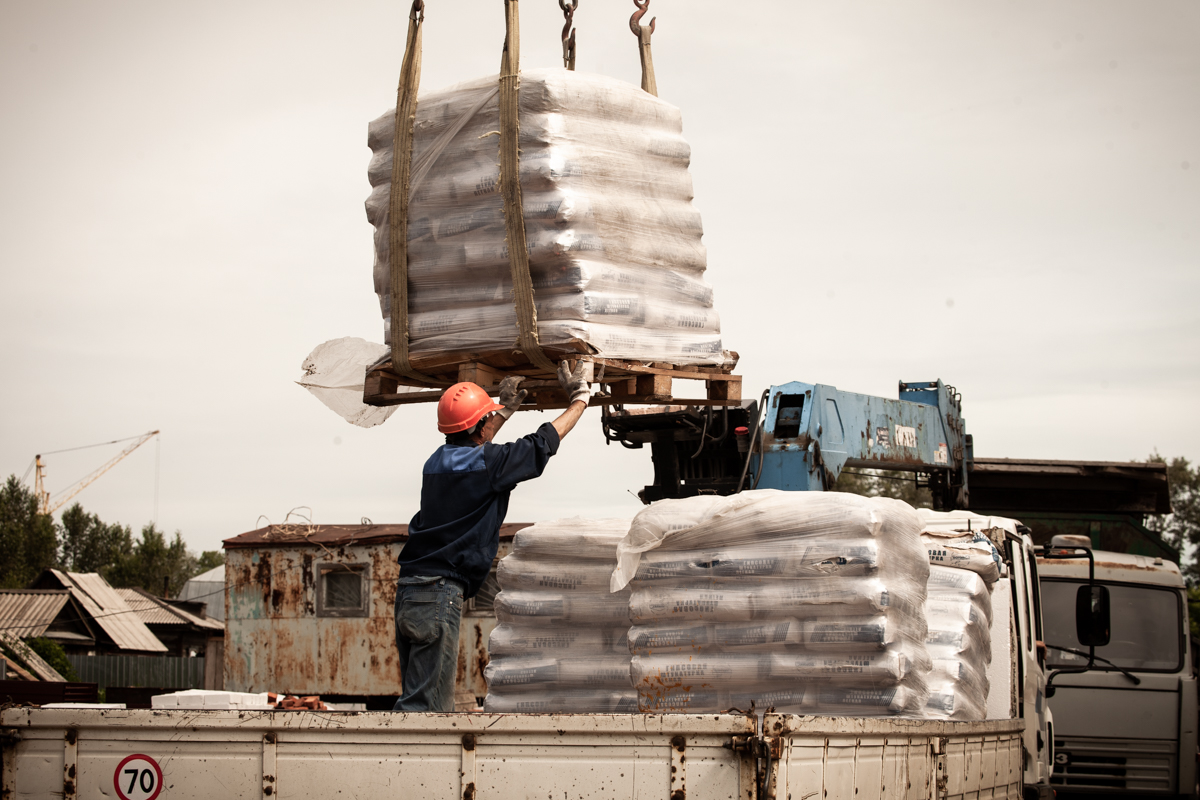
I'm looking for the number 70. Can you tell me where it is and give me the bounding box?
[124,768,155,794]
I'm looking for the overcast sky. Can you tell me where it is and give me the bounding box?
[1,1,1196,555]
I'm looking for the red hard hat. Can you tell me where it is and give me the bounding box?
[437,382,504,434]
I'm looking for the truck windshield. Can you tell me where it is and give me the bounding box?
[1041,579,1181,672]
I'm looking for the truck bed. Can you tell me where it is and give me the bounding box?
[1,708,1023,799]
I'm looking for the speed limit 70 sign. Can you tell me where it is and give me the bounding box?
[114,754,163,800]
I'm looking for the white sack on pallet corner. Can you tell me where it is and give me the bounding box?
[297,337,414,428]
[610,490,904,592]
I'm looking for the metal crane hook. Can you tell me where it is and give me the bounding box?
[559,0,578,69]
[630,0,655,37]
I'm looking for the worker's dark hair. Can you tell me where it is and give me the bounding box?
[445,417,486,446]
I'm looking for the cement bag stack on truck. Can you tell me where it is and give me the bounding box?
[484,518,637,713]
[610,490,932,715]
[918,510,1003,720]
[366,69,729,366]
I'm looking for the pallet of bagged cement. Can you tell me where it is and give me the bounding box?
[362,69,740,410]
[484,518,637,713]
[610,490,932,716]
[914,510,1001,720]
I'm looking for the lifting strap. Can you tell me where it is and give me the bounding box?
[630,0,657,96]
[499,0,559,373]
[388,0,446,385]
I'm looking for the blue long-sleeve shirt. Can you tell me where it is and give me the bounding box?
[399,422,561,597]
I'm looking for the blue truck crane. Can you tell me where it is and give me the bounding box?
[602,378,970,508]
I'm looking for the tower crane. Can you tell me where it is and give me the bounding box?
[32,430,160,516]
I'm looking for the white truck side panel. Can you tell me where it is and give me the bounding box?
[1,709,1023,800]
[987,577,1016,721]
[770,716,1023,800]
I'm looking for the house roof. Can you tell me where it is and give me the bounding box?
[35,570,167,653]
[178,565,226,622]
[115,588,223,631]
[223,522,531,550]
[0,590,73,639]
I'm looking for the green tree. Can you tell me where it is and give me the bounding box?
[0,475,58,588]
[59,503,134,578]
[107,523,203,597]
[1146,454,1200,583]
[832,468,933,508]
[195,550,224,573]
[24,637,78,681]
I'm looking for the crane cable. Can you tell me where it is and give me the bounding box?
[32,430,160,516]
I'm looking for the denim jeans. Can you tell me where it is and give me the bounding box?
[392,576,464,712]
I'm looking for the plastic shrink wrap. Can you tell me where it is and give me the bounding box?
[484,518,635,713]
[922,564,993,720]
[613,490,931,715]
[916,508,1004,586]
[368,69,730,366]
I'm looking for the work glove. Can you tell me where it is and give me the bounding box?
[557,360,591,406]
[497,375,527,419]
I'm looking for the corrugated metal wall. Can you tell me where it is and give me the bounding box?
[66,655,205,690]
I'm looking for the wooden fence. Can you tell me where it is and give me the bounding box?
[66,655,206,690]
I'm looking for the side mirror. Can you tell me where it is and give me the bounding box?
[1076,584,1111,647]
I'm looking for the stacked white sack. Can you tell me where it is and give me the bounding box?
[918,512,1002,720]
[484,518,636,713]
[366,69,729,366]
[611,490,931,716]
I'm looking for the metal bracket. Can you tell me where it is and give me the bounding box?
[461,733,477,800]
[262,731,277,798]
[63,728,78,800]
[932,737,948,799]
[669,735,685,799]
[728,734,784,798]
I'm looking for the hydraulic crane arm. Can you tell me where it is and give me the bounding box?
[753,380,969,508]
[603,379,971,509]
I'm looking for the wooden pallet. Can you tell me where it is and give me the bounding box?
[363,344,741,409]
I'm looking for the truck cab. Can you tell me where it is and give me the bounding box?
[1037,543,1198,797]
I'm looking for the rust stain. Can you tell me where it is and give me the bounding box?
[456,632,468,687]
[301,552,315,615]
[254,555,273,609]
[474,622,489,686]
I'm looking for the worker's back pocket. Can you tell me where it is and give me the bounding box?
[397,589,445,644]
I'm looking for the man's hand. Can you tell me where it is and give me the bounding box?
[497,375,527,419]
[557,360,591,406]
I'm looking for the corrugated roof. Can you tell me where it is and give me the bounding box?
[115,588,223,630]
[223,522,531,549]
[45,570,167,653]
[0,632,65,681]
[0,590,71,638]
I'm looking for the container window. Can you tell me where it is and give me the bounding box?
[317,564,369,618]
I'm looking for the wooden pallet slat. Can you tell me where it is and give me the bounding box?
[364,350,741,409]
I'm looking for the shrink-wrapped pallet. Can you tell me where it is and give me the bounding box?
[484,518,636,713]
[367,69,730,366]
[611,490,931,716]
[915,511,1000,719]
[922,565,993,720]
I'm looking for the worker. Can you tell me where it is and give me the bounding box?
[392,360,592,712]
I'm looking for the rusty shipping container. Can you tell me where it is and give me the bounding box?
[223,522,528,709]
